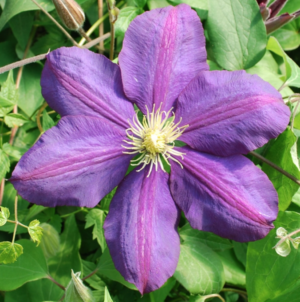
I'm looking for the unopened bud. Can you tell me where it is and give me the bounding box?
[268,0,288,19]
[52,0,85,30]
[259,3,270,21]
[266,13,294,34]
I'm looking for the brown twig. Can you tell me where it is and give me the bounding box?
[98,0,104,51]
[250,151,300,186]
[47,275,66,291]
[82,268,99,281]
[0,179,4,206]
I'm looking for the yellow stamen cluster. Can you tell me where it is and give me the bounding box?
[122,104,188,176]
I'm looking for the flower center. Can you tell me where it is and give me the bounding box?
[122,104,188,176]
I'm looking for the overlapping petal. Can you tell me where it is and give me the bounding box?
[11,116,132,207]
[119,3,208,114]
[170,147,278,242]
[175,70,290,156]
[104,166,180,294]
[41,47,135,129]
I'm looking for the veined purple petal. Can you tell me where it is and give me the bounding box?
[119,4,208,114]
[11,116,132,208]
[41,47,135,129]
[175,70,290,157]
[170,147,278,242]
[104,166,180,294]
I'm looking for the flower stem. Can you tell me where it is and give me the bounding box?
[36,103,48,133]
[12,194,19,244]
[82,268,99,281]
[47,275,66,291]
[249,151,300,186]
[7,220,29,229]
[30,0,78,46]
[202,294,225,302]
[98,0,104,51]
[0,179,4,206]
[109,23,115,61]
[273,228,300,249]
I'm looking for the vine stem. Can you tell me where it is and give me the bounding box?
[98,0,104,50]
[109,23,115,60]
[0,34,111,75]
[82,268,99,281]
[11,194,18,244]
[30,0,78,46]
[202,294,225,302]
[0,179,4,206]
[36,103,48,133]
[273,228,300,249]
[7,220,29,229]
[250,151,300,186]
[47,275,66,291]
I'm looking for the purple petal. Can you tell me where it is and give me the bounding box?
[119,4,208,114]
[11,116,132,207]
[175,70,290,157]
[266,13,294,34]
[170,147,278,242]
[269,0,288,18]
[104,167,180,294]
[41,47,135,129]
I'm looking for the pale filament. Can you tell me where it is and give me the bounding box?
[122,104,188,177]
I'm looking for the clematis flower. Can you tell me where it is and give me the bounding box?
[11,4,290,294]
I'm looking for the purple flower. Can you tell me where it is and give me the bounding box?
[11,4,290,294]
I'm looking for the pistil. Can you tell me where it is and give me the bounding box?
[122,104,188,176]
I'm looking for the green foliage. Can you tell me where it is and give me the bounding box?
[0,0,54,32]
[0,149,10,179]
[0,239,47,290]
[174,240,225,294]
[0,241,23,264]
[85,209,107,252]
[0,206,10,226]
[28,219,43,246]
[167,0,208,19]
[247,211,300,302]
[42,110,55,131]
[40,222,60,259]
[4,113,28,127]
[115,6,143,37]
[262,129,300,211]
[48,215,82,288]
[179,223,232,252]
[104,287,113,302]
[65,270,95,302]
[206,0,267,70]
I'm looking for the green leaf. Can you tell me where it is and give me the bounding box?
[28,219,43,246]
[42,110,55,131]
[167,0,208,19]
[85,209,107,252]
[0,239,48,291]
[65,270,95,302]
[99,187,116,211]
[179,222,232,252]
[115,6,143,37]
[0,41,19,85]
[217,249,246,288]
[9,11,34,49]
[272,18,300,51]
[4,113,29,127]
[0,149,10,179]
[0,242,23,264]
[262,129,300,211]
[246,211,300,302]
[25,204,46,221]
[266,36,300,88]
[0,69,18,116]
[18,65,44,117]
[97,248,137,290]
[232,241,247,267]
[131,0,147,7]
[4,279,64,302]
[147,0,169,9]
[48,215,82,287]
[104,287,113,302]
[0,0,54,32]
[0,206,10,226]
[40,223,60,259]
[2,142,27,161]
[174,241,225,294]
[82,260,106,291]
[206,0,267,70]
[265,280,300,302]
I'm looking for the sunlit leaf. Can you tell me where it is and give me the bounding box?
[28,219,43,246]
[0,241,23,264]
[0,206,10,226]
